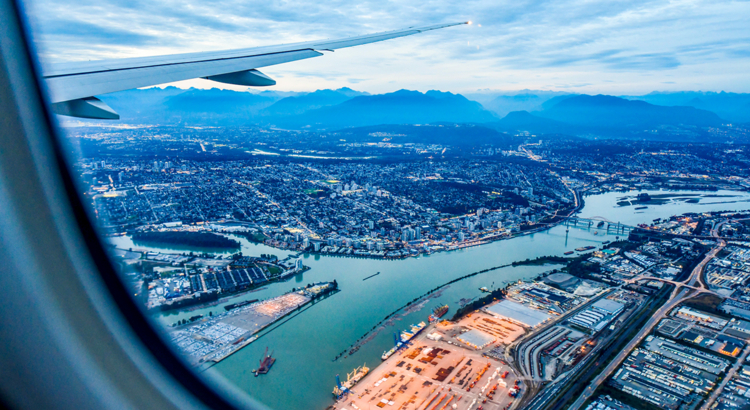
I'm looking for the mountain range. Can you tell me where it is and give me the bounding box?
[87,86,747,141]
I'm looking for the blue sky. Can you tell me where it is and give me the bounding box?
[22,0,750,94]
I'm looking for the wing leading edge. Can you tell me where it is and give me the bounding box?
[44,22,468,119]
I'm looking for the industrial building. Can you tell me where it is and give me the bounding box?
[457,329,495,349]
[568,299,625,332]
[675,306,728,330]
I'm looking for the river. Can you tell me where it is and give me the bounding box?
[107,188,750,410]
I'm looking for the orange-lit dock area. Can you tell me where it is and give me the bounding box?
[333,319,522,410]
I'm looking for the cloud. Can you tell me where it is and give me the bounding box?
[38,19,156,45]
[19,0,750,93]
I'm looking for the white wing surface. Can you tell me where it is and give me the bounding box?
[43,22,468,119]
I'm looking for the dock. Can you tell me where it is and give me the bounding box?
[169,281,337,366]
[332,315,521,410]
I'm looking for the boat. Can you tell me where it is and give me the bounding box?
[362,271,380,281]
[382,322,427,360]
[381,343,402,360]
[429,304,449,322]
[400,322,427,343]
[333,364,370,397]
[224,299,259,311]
[253,347,275,376]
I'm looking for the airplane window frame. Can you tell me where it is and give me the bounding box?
[0,0,263,408]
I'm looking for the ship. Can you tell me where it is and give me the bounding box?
[333,364,370,397]
[382,322,427,360]
[429,304,449,322]
[381,343,402,361]
[224,299,259,311]
[253,347,276,376]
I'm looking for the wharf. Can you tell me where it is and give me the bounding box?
[169,282,337,366]
[333,319,520,410]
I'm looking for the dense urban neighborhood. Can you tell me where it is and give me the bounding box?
[69,121,750,410]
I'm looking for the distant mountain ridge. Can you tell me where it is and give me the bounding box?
[260,88,368,116]
[538,94,722,128]
[623,91,750,123]
[273,89,498,129]
[86,87,745,142]
[488,94,723,139]
[95,87,497,128]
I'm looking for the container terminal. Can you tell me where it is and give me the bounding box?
[333,310,521,410]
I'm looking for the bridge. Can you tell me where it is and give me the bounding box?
[563,216,636,234]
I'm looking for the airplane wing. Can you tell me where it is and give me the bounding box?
[44,22,468,119]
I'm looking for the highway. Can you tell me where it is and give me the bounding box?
[566,233,726,410]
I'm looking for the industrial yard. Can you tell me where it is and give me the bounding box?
[333,311,524,410]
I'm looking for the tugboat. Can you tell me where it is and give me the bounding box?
[252,347,276,376]
[429,304,449,323]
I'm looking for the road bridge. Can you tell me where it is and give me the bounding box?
[563,217,635,234]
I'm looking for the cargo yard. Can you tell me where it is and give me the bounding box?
[169,282,337,366]
[333,309,523,410]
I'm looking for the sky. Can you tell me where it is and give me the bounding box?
[21,0,750,95]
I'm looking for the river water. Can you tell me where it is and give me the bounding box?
[107,189,750,410]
